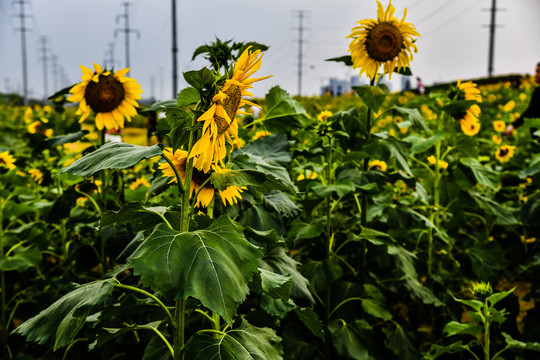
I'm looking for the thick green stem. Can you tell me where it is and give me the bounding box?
[324,135,333,360]
[484,299,490,360]
[174,298,186,360]
[1,198,11,359]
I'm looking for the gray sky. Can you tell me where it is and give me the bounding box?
[1,0,539,101]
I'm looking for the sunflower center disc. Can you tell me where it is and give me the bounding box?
[366,22,403,62]
[499,148,509,157]
[215,85,242,136]
[84,74,125,113]
[191,167,212,187]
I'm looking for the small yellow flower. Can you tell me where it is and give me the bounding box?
[297,171,318,181]
[377,119,387,128]
[495,145,516,163]
[427,155,448,169]
[394,116,403,124]
[129,177,151,190]
[27,121,53,137]
[398,96,407,105]
[492,120,505,132]
[519,93,528,102]
[28,169,44,184]
[252,130,271,141]
[503,100,515,112]
[492,134,502,144]
[0,151,16,170]
[369,160,387,171]
[317,110,333,122]
[399,126,408,134]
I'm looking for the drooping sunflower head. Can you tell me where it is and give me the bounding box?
[495,145,516,163]
[68,63,142,131]
[159,148,245,208]
[347,0,420,82]
[189,48,271,173]
[449,79,483,136]
[0,151,16,170]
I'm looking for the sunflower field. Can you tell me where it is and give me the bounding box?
[2,1,540,360]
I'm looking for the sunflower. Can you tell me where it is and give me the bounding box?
[159,148,245,208]
[317,110,333,122]
[369,159,388,171]
[27,121,53,137]
[449,79,482,136]
[492,120,506,132]
[189,48,272,173]
[495,145,515,163]
[129,177,151,190]
[0,151,16,170]
[427,155,448,170]
[68,63,142,131]
[347,0,420,82]
[28,168,43,184]
[252,130,271,141]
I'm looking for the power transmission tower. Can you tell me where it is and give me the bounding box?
[51,54,58,93]
[293,10,308,96]
[103,42,119,69]
[38,36,49,100]
[482,0,504,78]
[114,2,140,74]
[171,0,178,98]
[12,0,31,105]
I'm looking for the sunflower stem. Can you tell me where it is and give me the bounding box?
[324,133,333,360]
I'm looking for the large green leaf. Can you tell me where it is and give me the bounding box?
[59,143,163,177]
[232,151,297,193]
[469,191,518,226]
[0,245,41,271]
[260,246,315,307]
[405,131,445,155]
[353,85,388,113]
[383,323,418,360]
[100,201,175,232]
[12,279,115,350]
[128,216,261,324]
[242,134,291,166]
[294,308,324,338]
[460,158,499,190]
[361,284,392,321]
[184,318,283,360]
[262,191,300,218]
[176,86,200,107]
[328,319,373,360]
[502,332,540,351]
[261,86,310,133]
[363,136,413,176]
[443,321,482,337]
[183,67,216,97]
[521,191,540,235]
[259,268,292,301]
[393,106,430,132]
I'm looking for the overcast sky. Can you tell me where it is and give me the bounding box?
[1,0,539,101]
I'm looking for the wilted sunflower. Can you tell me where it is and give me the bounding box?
[189,48,271,173]
[68,63,142,131]
[0,151,16,170]
[159,148,245,208]
[495,145,515,163]
[347,0,420,82]
[449,79,482,136]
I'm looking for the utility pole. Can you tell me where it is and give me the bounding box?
[483,0,504,78]
[51,54,58,93]
[38,36,49,100]
[171,0,178,98]
[12,0,31,105]
[294,10,307,96]
[114,2,140,74]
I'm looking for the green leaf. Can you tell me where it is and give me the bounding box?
[260,246,315,307]
[469,191,518,226]
[443,321,482,337]
[184,318,283,360]
[143,334,173,360]
[259,268,292,301]
[460,158,499,190]
[140,99,177,113]
[294,308,324,338]
[488,287,516,307]
[522,192,540,235]
[353,85,387,113]
[406,131,445,155]
[59,143,162,177]
[32,130,89,156]
[363,136,413,176]
[502,332,540,351]
[128,216,261,324]
[261,86,310,133]
[325,55,352,66]
[232,151,297,193]
[361,284,392,321]
[176,86,200,107]
[302,258,343,294]
[393,106,430,132]
[424,340,476,360]
[328,319,373,360]
[0,246,41,271]
[262,191,300,218]
[183,67,216,96]
[100,202,172,232]
[12,279,115,350]
[243,133,291,166]
[210,169,267,190]
[452,297,484,311]
[311,180,356,197]
[383,323,418,360]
